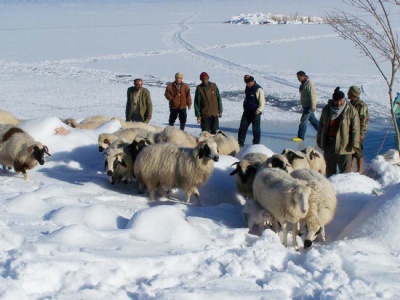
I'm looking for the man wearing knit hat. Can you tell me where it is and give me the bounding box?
[238,74,265,147]
[194,72,223,134]
[348,85,369,173]
[293,71,319,142]
[164,72,192,130]
[316,87,360,177]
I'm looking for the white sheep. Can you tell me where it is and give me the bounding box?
[198,130,240,156]
[133,138,219,203]
[103,139,134,184]
[300,146,326,175]
[0,110,21,126]
[118,120,163,132]
[98,128,149,152]
[281,148,311,171]
[146,126,198,147]
[262,154,294,173]
[0,127,51,180]
[290,169,337,248]
[63,115,113,130]
[253,167,312,250]
[230,152,269,199]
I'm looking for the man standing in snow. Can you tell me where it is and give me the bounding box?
[164,72,192,130]
[194,72,223,134]
[317,87,360,177]
[238,75,265,147]
[293,71,319,142]
[126,78,153,123]
[348,85,369,173]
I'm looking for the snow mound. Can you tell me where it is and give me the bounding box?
[126,205,209,248]
[229,12,324,25]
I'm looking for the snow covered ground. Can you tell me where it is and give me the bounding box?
[1,0,400,299]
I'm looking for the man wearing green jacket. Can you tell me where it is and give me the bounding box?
[348,85,369,173]
[194,72,223,134]
[126,78,153,123]
[317,87,360,177]
[293,71,319,142]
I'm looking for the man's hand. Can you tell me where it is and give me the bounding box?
[311,107,316,112]
[218,113,222,118]
[188,105,191,110]
[197,117,201,124]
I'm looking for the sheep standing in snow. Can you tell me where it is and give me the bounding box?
[146,126,198,147]
[133,139,219,203]
[300,146,326,175]
[118,120,163,132]
[0,110,21,126]
[0,127,51,180]
[63,115,113,130]
[253,167,312,250]
[262,154,294,173]
[98,128,149,152]
[290,169,337,248]
[105,149,134,184]
[281,148,311,171]
[230,152,269,199]
[198,130,240,156]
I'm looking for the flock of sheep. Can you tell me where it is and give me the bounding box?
[0,109,337,250]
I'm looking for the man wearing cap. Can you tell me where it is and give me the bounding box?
[348,85,369,173]
[126,78,153,123]
[238,75,265,147]
[317,87,360,177]
[194,72,223,134]
[293,71,319,142]
[164,72,192,130]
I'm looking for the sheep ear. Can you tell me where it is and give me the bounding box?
[283,187,296,194]
[293,153,304,159]
[217,130,227,137]
[27,145,35,153]
[311,150,320,159]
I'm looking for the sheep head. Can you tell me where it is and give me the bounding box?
[198,140,219,162]
[30,144,51,165]
[284,184,311,215]
[281,149,305,164]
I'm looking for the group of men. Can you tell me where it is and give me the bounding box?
[125,70,369,178]
[293,71,369,177]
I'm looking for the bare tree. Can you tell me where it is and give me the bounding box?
[326,0,400,152]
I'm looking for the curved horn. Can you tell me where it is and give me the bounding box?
[43,145,51,156]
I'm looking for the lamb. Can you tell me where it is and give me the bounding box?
[242,199,273,236]
[0,110,21,126]
[198,130,240,156]
[300,146,326,175]
[133,138,219,203]
[98,128,149,152]
[230,152,269,199]
[262,154,294,173]
[281,148,311,171]
[0,127,51,180]
[146,126,198,147]
[290,169,337,248]
[253,167,312,250]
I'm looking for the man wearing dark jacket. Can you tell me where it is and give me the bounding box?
[238,75,265,147]
[164,72,192,130]
[125,78,152,123]
[194,72,223,134]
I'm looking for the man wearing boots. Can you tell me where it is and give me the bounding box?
[165,72,192,130]
[348,85,369,173]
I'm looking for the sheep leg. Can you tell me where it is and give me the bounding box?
[292,222,299,251]
[281,222,288,247]
[22,170,28,181]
